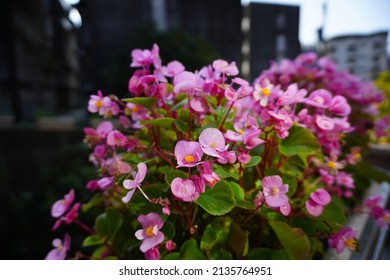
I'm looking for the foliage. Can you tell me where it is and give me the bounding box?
[45,46,390,260]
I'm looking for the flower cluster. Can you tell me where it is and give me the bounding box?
[46,44,389,260]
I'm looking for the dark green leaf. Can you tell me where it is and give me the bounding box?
[95,208,123,238]
[279,125,320,156]
[164,169,188,185]
[247,248,272,260]
[175,119,189,133]
[82,235,105,247]
[243,156,262,168]
[140,117,175,128]
[196,180,236,216]
[162,220,175,241]
[122,97,157,108]
[269,220,311,260]
[228,222,249,257]
[164,252,180,260]
[180,239,207,260]
[201,216,232,252]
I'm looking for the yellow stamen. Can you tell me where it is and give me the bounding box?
[272,188,279,195]
[383,215,390,222]
[238,129,244,135]
[210,142,217,148]
[345,238,357,250]
[145,226,155,237]
[132,105,140,113]
[261,87,271,96]
[96,100,104,108]
[185,155,195,163]
[57,245,64,251]
[327,161,337,169]
[60,199,66,206]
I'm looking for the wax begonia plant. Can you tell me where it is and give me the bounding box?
[46,44,390,260]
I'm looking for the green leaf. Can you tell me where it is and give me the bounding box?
[95,208,123,239]
[140,117,175,128]
[201,216,232,252]
[228,222,249,257]
[82,235,105,247]
[196,180,236,216]
[313,196,346,229]
[247,248,272,260]
[122,97,157,108]
[162,220,175,241]
[279,125,320,156]
[214,165,239,180]
[175,119,189,133]
[164,252,180,260]
[164,169,188,185]
[271,249,289,260]
[230,181,255,210]
[180,239,207,260]
[269,220,311,260]
[243,156,262,168]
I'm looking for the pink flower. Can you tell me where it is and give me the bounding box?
[217,150,237,164]
[329,95,351,116]
[276,83,307,106]
[224,86,238,101]
[335,172,355,189]
[173,71,197,94]
[305,189,331,217]
[171,178,199,202]
[199,162,220,188]
[107,130,128,147]
[253,78,273,107]
[238,153,251,164]
[144,247,160,260]
[135,213,164,253]
[254,191,264,208]
[268,109,293,138]
[280,202,291,216]
[88,90,111,115]
[53,203,81,230]
[122,162,149,203]
[212,59,239,76]
[51,189,75,218]
[97,176,114,191]
[86,179,100,192]
[161,61,185,77]
[174,140,203,168]
[316,115,335,131]
[45,234,71,260]
[243,130,265,150]
[199,128,228,158]
[364,195,383,208]
[305,89,332,108]
[262,175,289,207]
[130,43,160,68]
[165,240,176,252]
[328,226,358,254]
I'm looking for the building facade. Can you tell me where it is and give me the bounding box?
[325,31,388,80]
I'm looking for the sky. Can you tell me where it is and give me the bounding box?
[242,0,390,51]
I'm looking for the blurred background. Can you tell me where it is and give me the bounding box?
[0,0,389,259]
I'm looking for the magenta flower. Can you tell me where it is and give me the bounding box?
[329,95,351,116]
[276,83,307,106]
[122,162,149,203]
[328,226,358,254]
[165,240,176,252]
[144,247,160,260]
[238,152,251,164]
[51,189,75,218]
[130,43,160,68]
[107,130,128,147]
[53,203,81,230]
[212,59,239,76]
[316,115,335,131]
[88,90,111,115]
[224,86,238,101]
[243,130,265,150]
[335,172,355,189]
[135,213,164,253]
[45,234,71,260]
[218,150,237,164]
[171,177,199,202]
[262,175,289,207]
[161,60,185,77]
[173,71,197,94]
[174,140,203,168]
[268,109,293,138]
[280,202,291,216]
[199,128,228,158]
[305,189,331,217]
[305,89,333,108]
[97,176,114,191]
[200,162,220,188]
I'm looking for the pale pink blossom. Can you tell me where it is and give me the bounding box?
[135,213,164,253]
[122,162,149,203]
[45,234,71,260]
[262,175,289,207]
[174,140,203,168]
